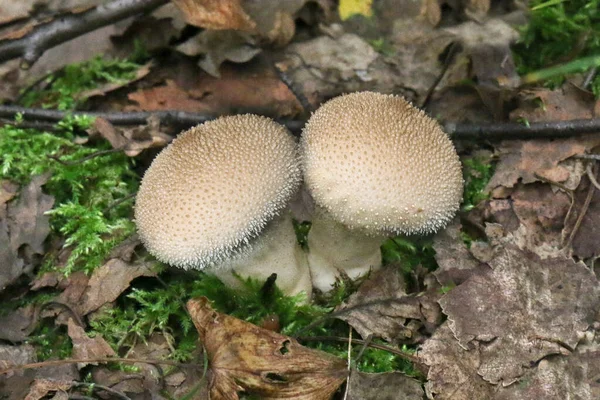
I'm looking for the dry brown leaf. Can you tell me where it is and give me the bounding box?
[494,344,600,400]
[335,268,441,342]
[439,234,599,385]
[433,220,487,286]
[570,179,600,259]
[0,174,54,292]
[77,62,153,101]
[127,79,215,111]
[0,344,37,399]
[0,304,36,342]
[24,379,73,400]
[419,323,495,400]
[171,0,256,31]
[67,318,116,369]
[346,370,424,400]
[89,116,172,157]
[187,297,347,400]
[80,259,156,316]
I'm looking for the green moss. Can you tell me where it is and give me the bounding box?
[0,121,138,275]
[20,55,145,110]
[513,0,600,93]
[462,155,494,212]
[26,321,73,361]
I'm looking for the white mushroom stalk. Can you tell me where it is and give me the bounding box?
[135,114,312,297]
[301,92,463,291]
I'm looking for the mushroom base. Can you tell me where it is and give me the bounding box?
[307,212,384,292]
[211,215,312,299]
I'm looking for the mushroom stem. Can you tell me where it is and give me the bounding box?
[306,208,384,292]
[212,213,312,298]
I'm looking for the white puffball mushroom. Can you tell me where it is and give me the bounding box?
[135,114,311,296]
[301,91,463,291]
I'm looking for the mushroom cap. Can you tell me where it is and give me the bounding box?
[300,91,463,235]
[135,114,301,268]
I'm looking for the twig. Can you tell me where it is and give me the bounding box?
[564,163,598,250]
[534,173,576,247]
[587,163,600,191]
[0,357,202,375]
[71,382,131,400]
[272,61,314,114]
[297,336,420,364]
[48,148,122,165]
[0,0,168,68]
[574,154,600,161]
[103,193,136,215]
[2,105,600,140]
[421,42,460,110]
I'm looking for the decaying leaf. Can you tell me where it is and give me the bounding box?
[439,233,599,385]
[171,0,256,31]
[80,259,156,316]
[0,304,36,342]
[187,297,347,399]
[335,268,441,342]
[433,220,487,286]
[494,344,600,400]
[419,323,495,400]
[67,318,116,369]
[346,370,424,400]
[88,116,172,157]
[24,379,73,400]
[0,174,54,292]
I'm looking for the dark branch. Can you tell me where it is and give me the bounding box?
[1,105,600,140]
[0,0,168,67]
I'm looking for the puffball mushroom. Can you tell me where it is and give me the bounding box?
[301,91,463,291]
[135,114,311,296]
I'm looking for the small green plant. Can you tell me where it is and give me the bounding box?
[20,55,145,110]
[368,37,395,56]
[462,155,494,212]
[26,321,73,361]
[513,0,600,93]
[0,121,138,275]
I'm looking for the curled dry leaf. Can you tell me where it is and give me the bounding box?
[439,235,599,385]
[67,318,116,369]
[187,297,347,400]
[0,174,54,292]
[335,268,442,343]
[171,0,256,31]
[494,344,600,400]
[346,370,424,400]
[89,116,172,157]
[419,323,495,400]
[24,379,73,400]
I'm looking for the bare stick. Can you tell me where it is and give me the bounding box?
[2,105,600,140]
[0,0,168,67]
[0,356,201,375]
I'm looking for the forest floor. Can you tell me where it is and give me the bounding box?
[0,0,599,399]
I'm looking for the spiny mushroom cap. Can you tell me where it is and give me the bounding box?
[301,91,463,236]
[135,115,301,269]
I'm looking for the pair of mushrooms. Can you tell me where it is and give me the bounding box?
[135,92,463,296]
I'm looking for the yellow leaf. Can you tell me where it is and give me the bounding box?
[338,0,373,20]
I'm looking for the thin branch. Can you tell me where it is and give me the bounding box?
[48,147,122,165]
[0,0,168,67]
[297,336,420,364]
[2,105,600,140]
[564,163,598,250]
[71,382,131,400]
[0,357,202,375]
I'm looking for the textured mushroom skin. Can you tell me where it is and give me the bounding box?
[301,91,463,236]
[135,115,301,269]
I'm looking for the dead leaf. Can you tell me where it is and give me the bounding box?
[487,136,600,191]
[433,220,487,286]
[336,268,441,342]
[80,259,156,316]
[67,318,116,369]
[24,379,73,400]
[571,178,600,259]
[0,344,37,399]
[127,79,215,111]
[494,345,600,400]
[89,116,172,157]
[177,30,261,77]
[0,174,54,292]
[188,297,347,399]
[419,323,495,400]
[0,304,36,342]
[346,370,424,400]
[512,86,596,122]
[439,235,599,385]
[172,0,256,31]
